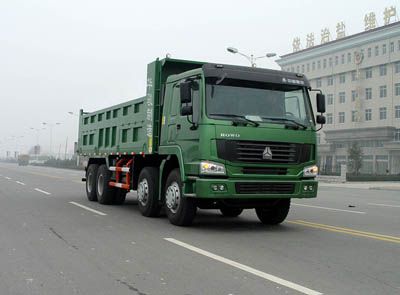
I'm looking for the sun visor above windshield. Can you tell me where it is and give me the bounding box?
[202,63,310,88]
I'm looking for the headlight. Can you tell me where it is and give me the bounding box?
[303,165,318,177]
[200,161,226,175]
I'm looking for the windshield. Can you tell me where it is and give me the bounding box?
[206,78,314,127]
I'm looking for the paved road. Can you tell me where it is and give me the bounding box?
[0,162,399,295]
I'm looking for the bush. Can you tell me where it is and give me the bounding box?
[346,174,400,181]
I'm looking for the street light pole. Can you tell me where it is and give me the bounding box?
[227,47,277,67]
[42,122,61,157]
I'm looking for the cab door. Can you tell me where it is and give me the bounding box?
[175,78,201,159]
[166,83,180,144]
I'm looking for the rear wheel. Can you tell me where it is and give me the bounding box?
[220,206,243,217]
[137,167,161,217]
[164,169,196,226]
[255,199,290,225]
[113,189,127,205]
[96,164,116,205]
[86,164,98,201]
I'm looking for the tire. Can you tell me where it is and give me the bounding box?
[164,169,196,226]
[220,207,243,217]
[113,189,127,205]
[137,167,161,217]
[255,199,290,225]
[96,164,116,205]
[86,164,99,201]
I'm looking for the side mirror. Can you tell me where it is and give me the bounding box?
[181,105,193,116]
[316,93,326,113]
[316,115,326,124]
[180,81,192,103]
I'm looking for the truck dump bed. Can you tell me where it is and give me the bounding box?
[77,58,204,156]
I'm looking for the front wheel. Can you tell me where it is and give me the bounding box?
[255,199,290,225]
[137,167,161,217]
[164,169,196,226]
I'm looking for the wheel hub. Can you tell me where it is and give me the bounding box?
[165,182,180,213]
[137,179,149,206]
[87,171,93,193]
[97,174,104,196]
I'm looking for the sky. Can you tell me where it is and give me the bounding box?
[0,0,398,157]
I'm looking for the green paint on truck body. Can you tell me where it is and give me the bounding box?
[78,57,318,200]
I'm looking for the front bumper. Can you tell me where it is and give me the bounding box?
[186,178,318,199]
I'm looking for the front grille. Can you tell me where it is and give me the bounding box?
[235,182,295,194]
[217,140,311,164]
[242,167,287,175]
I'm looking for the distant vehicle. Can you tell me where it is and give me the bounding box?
[78,57,326,226]
[18,154,30,166]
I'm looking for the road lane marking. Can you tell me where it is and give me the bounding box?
[164,238,322,295]
[292,203,366,214]
[368,202,400,208]
[289,220,400,244]
[5,177,12,180]
[16,181,26,186]
[69,202,107,216]
[34,188,51,195]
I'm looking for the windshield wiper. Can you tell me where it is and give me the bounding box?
[261,117,308,130]
[209,113,260,127]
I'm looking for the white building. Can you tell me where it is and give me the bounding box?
[277,21,400,174]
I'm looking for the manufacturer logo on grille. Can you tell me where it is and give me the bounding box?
[262,147,273,160]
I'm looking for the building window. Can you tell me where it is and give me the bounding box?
[351,71,357,81]
[351,90,358,101]
[301,64,305,73]
[347,52,351,63]
[312,62,315,71]
[339,73,346,83]
[317,134,321,144]
[398,40,400,51]
[291,67,294,72]
[395,105,400,118]
[327,76,334,86]
[316,78,322,87]
[365,67,372,79]
[365,109,372,121]
[335,56,339,65]
[382,44,387,54]
[379,64,387,76]
[390,42,395,52]
[379,107,387,120]
[339,112,345,123]
[339,92,346,103]
[327,113,333,124]
[375,46,379,56]
[367,47,372,57]
[307,63,310,72]
[327,94,334,105]
[323,59,327,69]
[395,62,400,73]
[341,54,345,64]
[329,57,332,67]
[296,66,300,72]
[317,60,321,69]
[394,129,400,142]
[395,83,400,96]
[379,85,387,98]
[351,110,357,122]
[365,88,372,100]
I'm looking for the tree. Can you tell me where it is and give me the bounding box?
[347,142,363,175]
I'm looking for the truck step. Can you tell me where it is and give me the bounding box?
[109,181,130,190]
[109,166,130,172]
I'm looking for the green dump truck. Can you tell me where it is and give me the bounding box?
[78,57,326,226]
